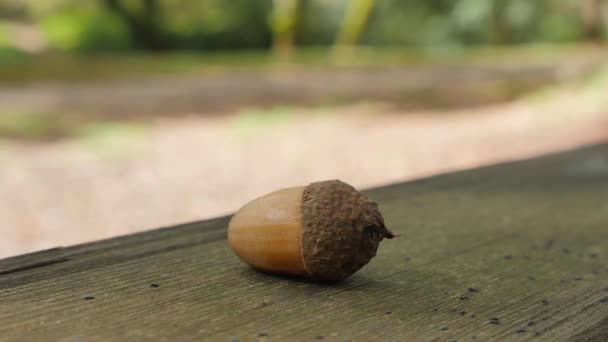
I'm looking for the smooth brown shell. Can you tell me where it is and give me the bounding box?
[228,186,307,276]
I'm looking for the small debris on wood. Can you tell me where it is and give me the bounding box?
[468,288,479,293]
[315,336,324,340]
[574,277,583,281]
[440,326,449,331]
[384,311,392,315]
[489,318,500,325]
[149,283,160,288]
[542,299,550,305]
[83,296,95,300]
[257,332,268,337]
[527,321,535,326]
[516,329,526,334]
[459,296,470,301]
[460,310,467,316]
[599,296,608,303]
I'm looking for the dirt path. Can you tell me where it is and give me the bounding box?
[1,76,607,258]
[1,60,601,118]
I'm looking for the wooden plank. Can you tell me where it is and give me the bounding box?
[1,143,608,341]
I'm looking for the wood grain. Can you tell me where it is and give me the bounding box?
[1,143,608,341]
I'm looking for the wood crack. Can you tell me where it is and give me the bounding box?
[0,258,70,277]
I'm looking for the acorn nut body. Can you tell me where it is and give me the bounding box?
[228,180,396,282]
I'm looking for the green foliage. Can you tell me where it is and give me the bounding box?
[0,22,8,46]
[162,0,272,50]
[0,45,26,64]
[363,0,603,47]
[451,0,497,44]
[539,13,584,42]
[294,0,341,45]
[0,22,27,63]
[3,0,606,53]
[40,9,132,52]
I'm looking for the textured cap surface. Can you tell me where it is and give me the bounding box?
[300,180,395,282]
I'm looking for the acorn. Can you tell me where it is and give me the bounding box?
[228,180,397,282]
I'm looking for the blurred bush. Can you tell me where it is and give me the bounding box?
[0,21,28,62]
[0,0,605,54]
[41,9,131,52]
[163,0,272,50]
[0,45,26,64]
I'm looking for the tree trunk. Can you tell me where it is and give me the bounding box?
[270,0,307,57]
[582,0,605,41]
[491,0,511,44]
[333,0,376,49]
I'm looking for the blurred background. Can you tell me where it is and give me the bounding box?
[1,0,607,259]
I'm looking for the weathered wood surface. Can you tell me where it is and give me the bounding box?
[1,143,608,342]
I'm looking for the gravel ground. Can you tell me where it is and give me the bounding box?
[1,78,607,259]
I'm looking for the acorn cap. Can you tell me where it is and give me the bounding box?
[300,180,396,282]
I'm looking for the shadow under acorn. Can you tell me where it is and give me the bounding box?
[238,266,400,293]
